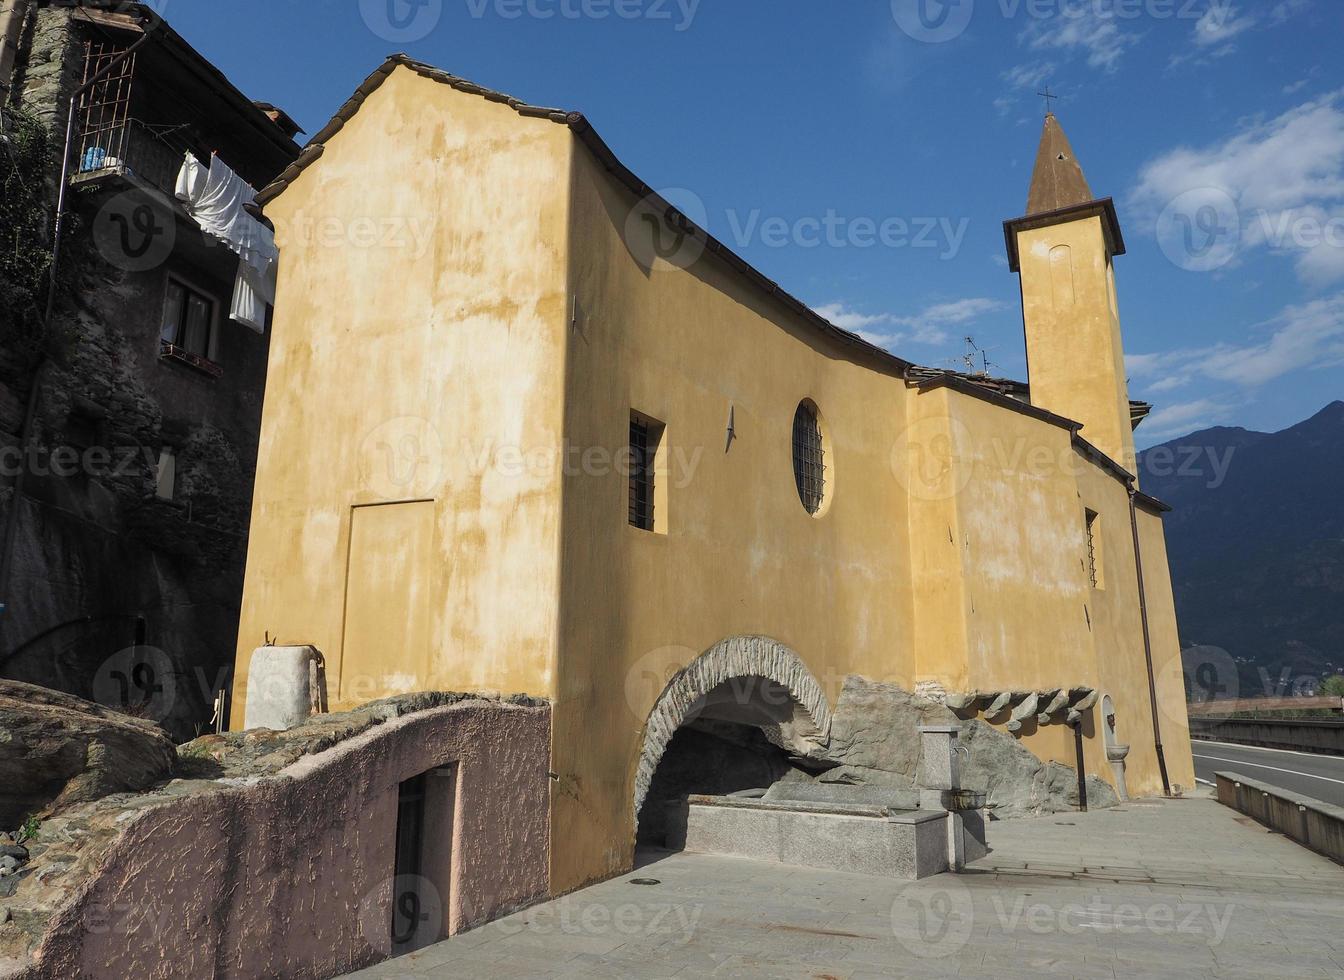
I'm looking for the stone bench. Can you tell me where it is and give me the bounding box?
[668,794,955,879]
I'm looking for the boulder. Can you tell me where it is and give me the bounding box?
[958,718,1054,817]
[817,678,1118,820]
[959,720,1119,817]
[824,676,957,779]
[0,681,176,826]
[1040,762,1120,812]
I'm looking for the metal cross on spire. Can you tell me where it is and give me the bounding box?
[1037,87,1060,115]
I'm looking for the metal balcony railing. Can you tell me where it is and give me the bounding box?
[72,41,196,199]
[74,117,191,199]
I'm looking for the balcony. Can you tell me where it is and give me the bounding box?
[72,117,192,199]
[70,40,206,200]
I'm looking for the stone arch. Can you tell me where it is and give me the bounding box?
[632,635,833,819]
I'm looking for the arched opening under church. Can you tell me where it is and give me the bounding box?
[632,637,834,850]
[635,676,824,847]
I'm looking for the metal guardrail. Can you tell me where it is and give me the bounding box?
[1189,717,1344,755]
[1187,696,1344,717]
[1215,772,1344,866]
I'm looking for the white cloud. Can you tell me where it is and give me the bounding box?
[811,303,891,333]
[814,298,1007,350]
[1192,3,1255,48]
[1270,0,1311,26]
[1167,3,1259,68]
[1002,61,1055,90]
[1129,91,1344,285]
[896,298,1006,344]
[1141,398,1237,438]
[1146,374,1191,393]
[1127,292,1344,394]
[1019,3,1138,72]
[1173,0,1308,68]
[997,62,1055,117]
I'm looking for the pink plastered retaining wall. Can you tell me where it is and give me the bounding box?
[22,700,550,979]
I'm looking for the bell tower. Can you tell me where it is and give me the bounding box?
[1005,113,1137,472]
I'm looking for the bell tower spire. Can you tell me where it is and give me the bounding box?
[1005,113,1137,473]
[1027,112,1094,215]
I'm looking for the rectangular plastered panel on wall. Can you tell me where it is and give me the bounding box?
[340,500,435,702]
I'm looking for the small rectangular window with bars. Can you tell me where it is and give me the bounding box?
[628,412,665,533]
[1085,509,1103,589]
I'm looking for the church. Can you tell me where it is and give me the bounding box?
[231,55,1195,893]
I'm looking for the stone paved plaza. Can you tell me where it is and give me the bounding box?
[348,795,1344,979]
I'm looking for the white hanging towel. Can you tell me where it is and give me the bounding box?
[174,152,280,333]
[230,224,278,333]
[174,151,207,204]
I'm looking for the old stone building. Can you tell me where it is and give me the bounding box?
[0,1,299,739]
[231,56,1197,895]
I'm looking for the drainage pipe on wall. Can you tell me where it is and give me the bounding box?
[1071,718,1088,812]
[1128,485,1172,797]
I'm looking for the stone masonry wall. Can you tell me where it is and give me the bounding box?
[1,4,282,740]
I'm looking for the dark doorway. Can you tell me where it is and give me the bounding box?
[636,721,794,848]
[391,765,456,956]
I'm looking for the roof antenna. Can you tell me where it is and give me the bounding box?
[960,336,999,378]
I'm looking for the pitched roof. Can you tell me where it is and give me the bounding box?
[70,4,301,164]
[905,366,1152,430]
[256,56,1153,465]
[1027,113,1094,215]
[254,54,911,375]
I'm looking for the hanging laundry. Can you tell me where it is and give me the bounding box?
[174,152,281,333]
[174,151,208,204]
[231,219,278,332]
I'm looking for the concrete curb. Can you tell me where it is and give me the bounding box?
[1214,771,1344,866]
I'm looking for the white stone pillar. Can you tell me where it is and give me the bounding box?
[243,645,327,731]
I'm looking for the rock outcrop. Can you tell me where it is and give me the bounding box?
[824,677,958,781]
[0,682,176,826]
[767,676,1118,818]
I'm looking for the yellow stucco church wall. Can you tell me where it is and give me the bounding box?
[231,65,1195,897]
[553,137,924,889]
[551,123,1193,891]
[231,68,572,719]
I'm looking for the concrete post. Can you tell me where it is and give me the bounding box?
[243,645,327,731]
[918,725,961,790]
[919,725,967,871]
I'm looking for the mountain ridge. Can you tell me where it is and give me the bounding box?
[1139,401,1344,697]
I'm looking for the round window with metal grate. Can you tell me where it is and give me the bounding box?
[792,400,827,516]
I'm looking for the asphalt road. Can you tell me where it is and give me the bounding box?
[1192,738,1344,806]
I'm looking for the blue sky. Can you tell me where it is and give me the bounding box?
[161,0,1343,444]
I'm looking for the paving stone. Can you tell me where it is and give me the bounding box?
[342,796,1344,979]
